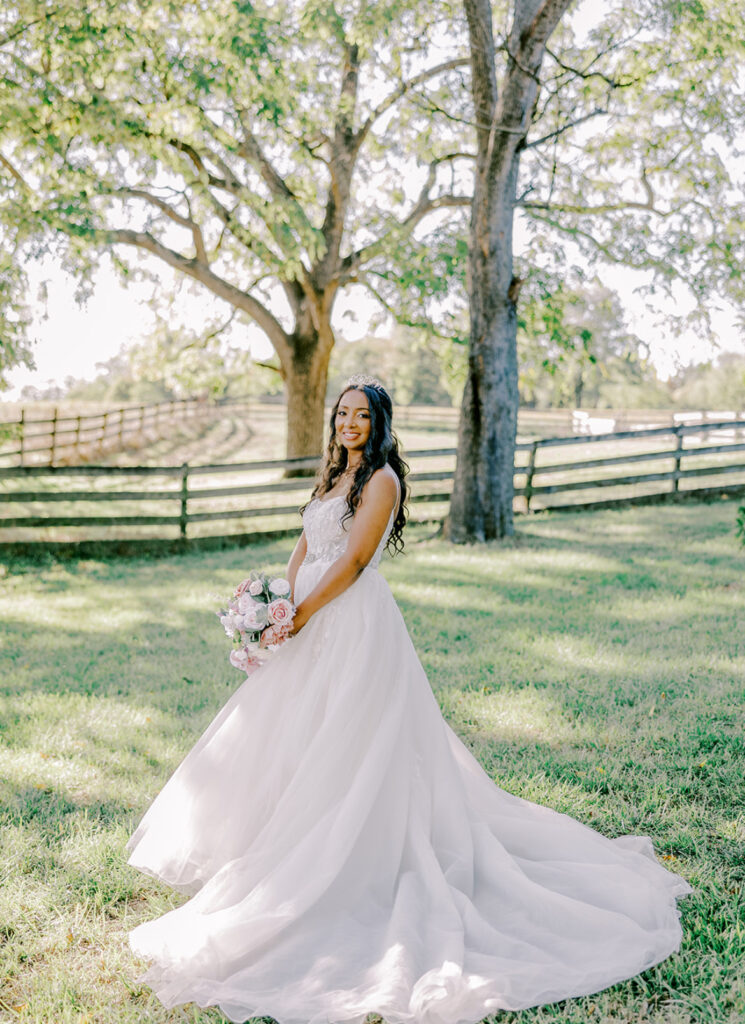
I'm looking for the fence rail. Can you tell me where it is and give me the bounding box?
[0,396,249,466]
[1,418,744,549]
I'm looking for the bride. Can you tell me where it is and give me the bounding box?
[126,374,691,1024]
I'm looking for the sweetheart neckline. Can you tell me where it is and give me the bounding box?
[313,493,348,506]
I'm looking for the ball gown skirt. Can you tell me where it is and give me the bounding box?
[126,496,691,1024]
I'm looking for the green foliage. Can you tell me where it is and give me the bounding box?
[517,0,745,336]
[0,0,470,386]
[2,0,745,411]
[517,274,669,408]
[61,325,283,403]
[736,506,745,545]
[666,352,745,410]
[0,251,35,388]
[328,326,464,406]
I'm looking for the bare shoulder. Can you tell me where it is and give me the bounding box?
[361,466,399,508]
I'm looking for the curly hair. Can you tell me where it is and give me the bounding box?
[301,381,409,553]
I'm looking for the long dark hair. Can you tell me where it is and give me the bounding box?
[302,381,409,553]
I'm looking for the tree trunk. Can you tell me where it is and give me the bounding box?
[449,299,519,541]
[282,328,333,474]
[450,0,572,542]
[449,134,522,542]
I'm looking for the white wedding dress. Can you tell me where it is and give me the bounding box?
[126,493,691,1024]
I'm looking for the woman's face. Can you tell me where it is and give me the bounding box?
[335,389,371,453]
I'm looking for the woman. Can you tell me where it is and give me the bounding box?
[126,375,691,1024]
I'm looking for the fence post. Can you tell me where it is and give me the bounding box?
[75,413,82,458]
[524,440,539,512]
[18,408,25,466]
[50,406,58,465]
[672,426,684,492]
[100,410,109,452]
[180,462,189,541]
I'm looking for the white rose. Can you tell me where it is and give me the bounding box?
[229,648,250,671]
[269,577,291,596]
[248,579,264,596]
[242,600,269,630]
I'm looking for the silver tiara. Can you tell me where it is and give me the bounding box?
[345,373,386,391]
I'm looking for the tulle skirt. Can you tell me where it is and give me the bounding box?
[126,560,691,1024]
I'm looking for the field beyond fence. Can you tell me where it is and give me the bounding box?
[1,401,744,552]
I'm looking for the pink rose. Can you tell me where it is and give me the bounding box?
[259,623,293,650]
[267,597,294,626]
[249,579,264,596]
[234,578,252,597]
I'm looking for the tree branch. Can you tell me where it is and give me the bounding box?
[114,187,208,262]
[167,136,238,193]
[518,0,576,57]
[520,189,671,216]
[343,154,473,277]
[237,120,296,200]
[544,40,640,90]
[357,272,456,339]
[343,191,471,276]
[0,151,29,188]
[526,210,664,270]
[200,190,287,272]
[358,57,470,140]
[0,8,60,49]
[525,107,608,148]
[100,227,292,362]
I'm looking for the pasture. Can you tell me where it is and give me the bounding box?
[0,499,743,1023]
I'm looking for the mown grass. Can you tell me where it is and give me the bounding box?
[0,501,743,1023]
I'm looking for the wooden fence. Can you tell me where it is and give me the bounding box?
[393,404,745,438]
[0,396,248,467]
[1,418,744,550]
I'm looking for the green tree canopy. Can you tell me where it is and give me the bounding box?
[2,0,744,487]
[0,0,470,454]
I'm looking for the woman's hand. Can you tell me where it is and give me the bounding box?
[290,601,311,636]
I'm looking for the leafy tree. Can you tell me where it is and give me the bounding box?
[60,326,283,403]
[328,327,455,406]
[666,353,745,411]
[518,275,666,408]
[0,254,35,390]
[450,0,745,540]
[0,0,469,457]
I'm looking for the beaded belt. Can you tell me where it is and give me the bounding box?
[301,551,324,565]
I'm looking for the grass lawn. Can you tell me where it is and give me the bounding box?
[0,500,743,1023]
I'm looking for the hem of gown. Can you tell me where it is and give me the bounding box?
[129,921,688,1024]
[126,872,692,1024]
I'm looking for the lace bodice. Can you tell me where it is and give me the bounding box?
[301,493,395,569]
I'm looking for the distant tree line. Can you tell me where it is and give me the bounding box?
[20,327,745,415]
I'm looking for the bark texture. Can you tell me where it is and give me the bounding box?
[449,0,572,541]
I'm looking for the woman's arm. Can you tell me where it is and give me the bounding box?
[291,469,398,634]
[286,530,308,602]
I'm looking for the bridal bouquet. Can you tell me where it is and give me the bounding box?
[218,572,295,676]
